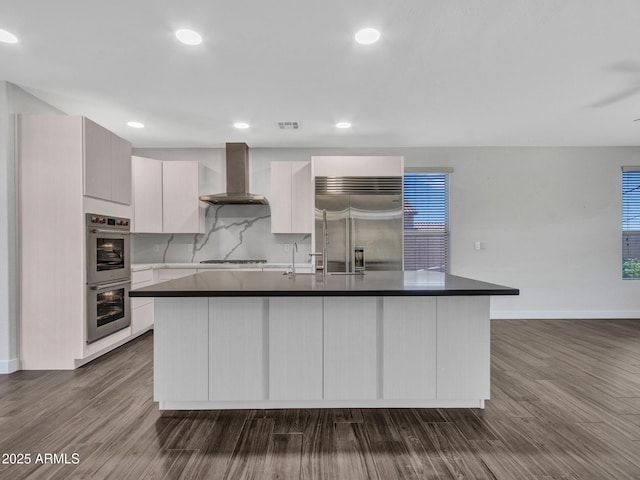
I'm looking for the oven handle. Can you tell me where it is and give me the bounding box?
[89,228,132,235]
[90,280,131,291]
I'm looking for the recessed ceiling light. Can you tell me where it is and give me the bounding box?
[0,29,19,44]
[127,121,144,129]
[336,122,352,129]
[234,122,250,129]
[175,29,202,46]
[354,28,380,45]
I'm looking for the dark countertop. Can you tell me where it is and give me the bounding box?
[129,270,519,297]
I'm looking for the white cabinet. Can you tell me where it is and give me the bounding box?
[311,155,404,177]
[269,297,323,400]
[131,269,154,335]
[382,297,436,399]
[83,117,111,201]
[110,134,133,205]
[323,297,378,400]
[436,297,490,400]
[153,293,492,409]
[132,158,206,234]
[132,156,163,233]
[270,161,312,233]
[17,114,133,370]
[154,298,209,402]
[163,161,206,234]
[209,297,265,401]
[83,117,132,205]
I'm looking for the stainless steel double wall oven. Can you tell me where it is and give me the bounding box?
[86,213,131,343]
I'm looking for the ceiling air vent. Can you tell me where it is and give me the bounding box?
[278,121,300,130]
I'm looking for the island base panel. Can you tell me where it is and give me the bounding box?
[153,295,490,409]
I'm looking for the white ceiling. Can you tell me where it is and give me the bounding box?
[3,1,640,148]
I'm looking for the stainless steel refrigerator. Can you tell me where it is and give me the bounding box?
[314,176,403,272]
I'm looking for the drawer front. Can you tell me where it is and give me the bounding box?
[131,296,153,309]
[132,268,153,284]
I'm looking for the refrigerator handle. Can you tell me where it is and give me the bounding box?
[345,216,351,273]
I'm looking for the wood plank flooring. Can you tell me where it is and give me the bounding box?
[1,319,640,479]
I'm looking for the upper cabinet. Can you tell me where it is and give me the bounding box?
[311,155,404,177]
[270,161,312,234]
[132,156,163,233]
[163,161,206,233]
[132,157,207,234]
[83,117,132,205]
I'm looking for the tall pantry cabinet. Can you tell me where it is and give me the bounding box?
[17,114,133,370]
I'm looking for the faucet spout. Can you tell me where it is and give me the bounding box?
[290,242,298,276]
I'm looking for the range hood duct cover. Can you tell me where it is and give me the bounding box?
[199,142,269,205]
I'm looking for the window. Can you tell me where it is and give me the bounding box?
[403,170,450,272]
[623,167,640,279]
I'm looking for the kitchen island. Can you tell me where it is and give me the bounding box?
[130,270,518,410]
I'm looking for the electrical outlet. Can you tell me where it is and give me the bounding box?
[187,244,193,254]
[284,243,290,253]
[154,244,160,253]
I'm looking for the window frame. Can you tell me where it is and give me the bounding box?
[403,168,452,273]
[622,166,640,280]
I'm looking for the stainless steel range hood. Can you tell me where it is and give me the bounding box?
[199,142,269,205]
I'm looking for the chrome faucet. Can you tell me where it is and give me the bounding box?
[309,248,327,277]
[289,242,298,277]
[310,209,328,276]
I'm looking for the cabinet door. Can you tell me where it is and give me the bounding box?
[83,117,111,201]
[291,162,312,233]
[382,297,436,399]
[324,297,378,400]
[270,161,312,234]
[162,161,204,233]
[131,300,154,334]
[209,297,265,401]
[270,162,293,233]
[154,298,209,402]
[436,296,490,400]
[269,297,323,400]
[132,156,163,232]
[110,134,132,205]
[311,156,404,177]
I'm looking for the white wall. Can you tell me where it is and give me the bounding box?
[0,82,63,373]
[136,146,640,319]
[407,147,640,319]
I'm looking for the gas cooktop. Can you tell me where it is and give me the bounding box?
[200,259,268,264]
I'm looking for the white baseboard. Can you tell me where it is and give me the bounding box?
[158,398,487,410]
[0,357,19,374]
[491,310,640,320]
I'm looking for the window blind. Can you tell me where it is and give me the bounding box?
[622,169,640,278]
[403,173,449,272]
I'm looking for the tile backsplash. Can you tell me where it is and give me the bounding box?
[132,204,311,264]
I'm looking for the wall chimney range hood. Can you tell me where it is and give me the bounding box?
[199,142,269,205]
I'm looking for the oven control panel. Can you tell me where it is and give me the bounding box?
[86,213,130,231]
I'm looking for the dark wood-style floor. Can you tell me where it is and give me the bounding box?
[1,319,640,479]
